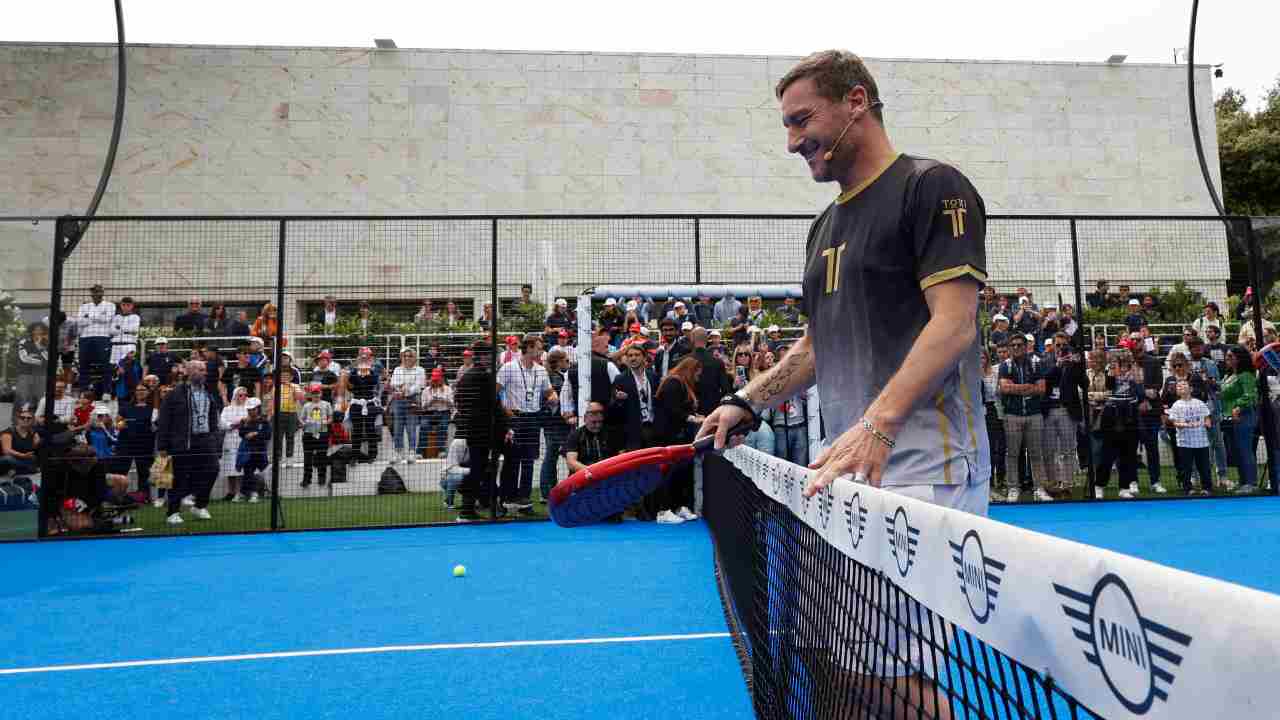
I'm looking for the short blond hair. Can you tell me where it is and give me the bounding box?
[775,50,884,123]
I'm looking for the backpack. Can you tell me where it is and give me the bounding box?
[377,466,408,495]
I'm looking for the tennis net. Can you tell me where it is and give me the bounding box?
[703,446,1278,719]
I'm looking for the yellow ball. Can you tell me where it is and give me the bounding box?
[453,564,466,577]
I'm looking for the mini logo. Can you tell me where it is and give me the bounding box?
[816,486,833,529]
[883,507,920,577]
[769,462,784,497]
[949,530,1006,624]
[843,492,868,549]
[1054,573,1193,714]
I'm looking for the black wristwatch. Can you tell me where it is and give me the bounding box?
[719,393,762,431]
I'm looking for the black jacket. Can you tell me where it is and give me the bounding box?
[156,382,225,453]
[567,352,617,410]
[173,311,208,334]
[609,367,659,450]
[691,347,732,415]
[455,367,505,445]
[653,378,696,444]
[653,339,690,378]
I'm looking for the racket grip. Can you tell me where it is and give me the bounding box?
[691,419,756,453]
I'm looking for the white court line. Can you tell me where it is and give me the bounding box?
[0,632,731,676]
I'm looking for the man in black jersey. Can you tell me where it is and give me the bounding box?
[697,50,989,719]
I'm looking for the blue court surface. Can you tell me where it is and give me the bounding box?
[2,497,1277,720]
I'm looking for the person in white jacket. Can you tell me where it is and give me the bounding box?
[76,283,116,398]
[218,387,250,502]
[441,438,470,509]
[110,297,141,366]
[389,349,426,464]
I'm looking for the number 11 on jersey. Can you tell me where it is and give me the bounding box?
[822,242,847,294]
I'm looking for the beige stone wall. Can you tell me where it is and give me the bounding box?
[0,43,1226,323]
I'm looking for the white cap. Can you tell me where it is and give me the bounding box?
[626,300,637,310]
[154,337,169,345]
[709,329,722,337]
[681,321,694,331]
[992,314,1008,322]
[604,298,617,306]
[246,397,262,410]
[1128,298,1140,306]
[767,325,780,333]
[1018,296,1030,304]
[1025,334,1036,342]
[674,301,685,308]
[555,298,567,306]
[639,326,651,336]
[249,336,264,345]
[1044,305,1057,311]
[1044,337,1055,345]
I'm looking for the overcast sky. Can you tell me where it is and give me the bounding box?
[7,0,1277,110]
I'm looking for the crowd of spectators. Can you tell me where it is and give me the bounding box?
[11,277,1280,535]
[981,281,1278,503]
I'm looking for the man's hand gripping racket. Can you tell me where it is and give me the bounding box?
[549,418,755,527]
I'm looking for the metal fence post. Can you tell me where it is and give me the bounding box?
[1244,219,1280,495]
[490,217,500,521]
[270,219,287,530]
[694,217,702,285]
[1068,218,1096,494]
[37,218,72,538]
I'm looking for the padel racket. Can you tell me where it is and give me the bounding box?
[549,421,753,527]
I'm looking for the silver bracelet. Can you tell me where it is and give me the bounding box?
[861,418,896,449]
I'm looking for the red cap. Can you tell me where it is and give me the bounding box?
[318,350,332,359]
[630,322,642,332]
[558,329,570,338]
[431,367,445,380]
[307,383,322,393]
[505,335,518,345]
[358,346,372,355]
[463,349,474,357]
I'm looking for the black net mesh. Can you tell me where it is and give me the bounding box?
[703,453,1102,720]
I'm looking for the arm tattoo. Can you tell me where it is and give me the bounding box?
[755,345,814,406]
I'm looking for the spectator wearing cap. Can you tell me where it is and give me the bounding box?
[707,328,724,355]
[84,402,119,469]
[692,294,716,327]
[418,366,454,460]
[989,315,1010,346]
[227,310,251,338]
[599,298,625,345]
[1124,299,1147,333]
[623,299,643,328]
[76,283,116,398]
[173,297,208,334]
[497,336,557,513]
[766,325,784,353]
[156,360,224,524]
[626,322,646,345]
[713,291,741,326]
[545,298,573,338]
[145,335,180,386]
[388,348,426,464]
[299,383,333,487]
[312,350,341,404]
[553,329,575,359]
[110,296,141,367]
[234,397,271,503]
[455,349,475,383]
[500,336,521,366]
[666,300,691,326]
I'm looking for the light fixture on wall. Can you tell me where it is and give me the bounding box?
[374,39,397,49]
[1105,54,1128,64]
[1213,63,1224,78]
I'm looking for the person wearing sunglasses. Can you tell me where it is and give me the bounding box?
[0,410,40,477]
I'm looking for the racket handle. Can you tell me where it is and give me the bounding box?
[691,419,756,453]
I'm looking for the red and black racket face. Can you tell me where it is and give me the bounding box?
[549,444,695,527]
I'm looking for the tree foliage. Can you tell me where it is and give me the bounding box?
[1216,80,1280,216]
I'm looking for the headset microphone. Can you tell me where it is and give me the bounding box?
[823,114,858,162]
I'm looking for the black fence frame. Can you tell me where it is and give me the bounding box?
[19,212,1279,540]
